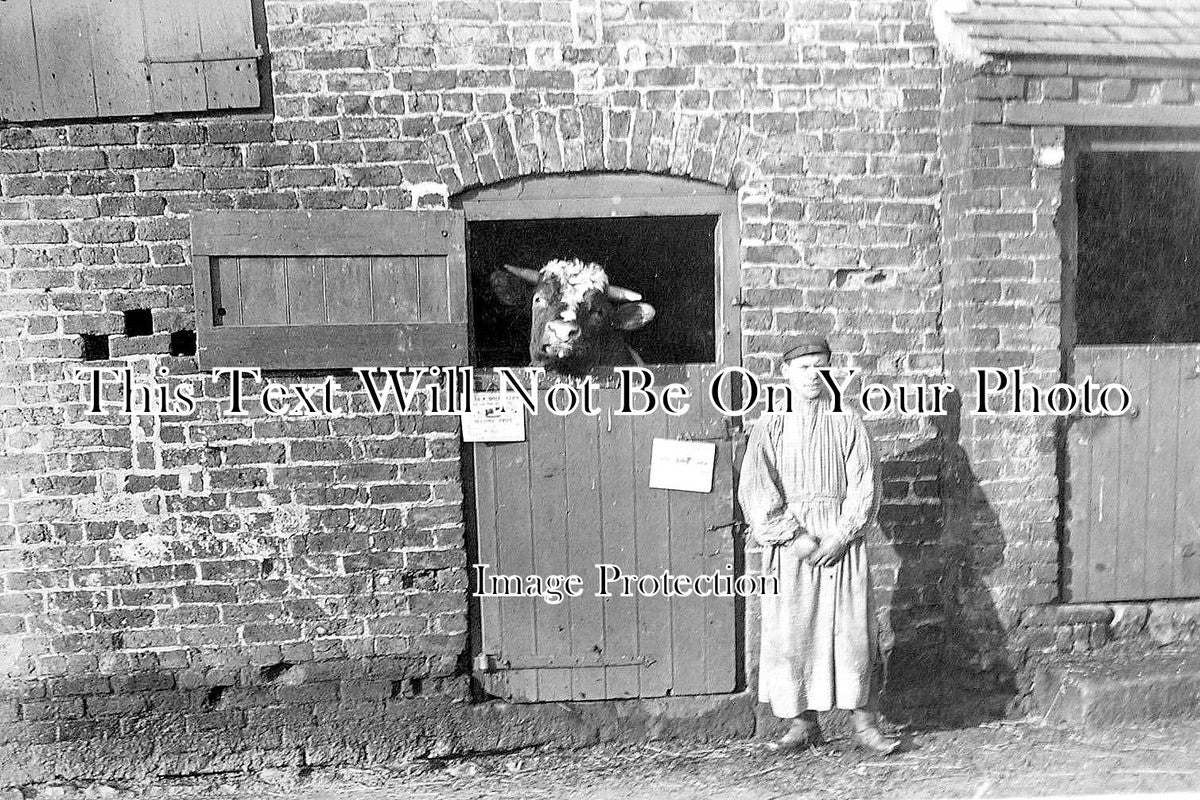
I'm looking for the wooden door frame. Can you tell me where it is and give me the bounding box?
[454,173,743,369]
[453,172,747,700]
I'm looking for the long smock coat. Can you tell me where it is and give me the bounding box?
[738,399,881,716]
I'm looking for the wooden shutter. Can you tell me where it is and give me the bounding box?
[191,211,468,370]
[0,0,261,122]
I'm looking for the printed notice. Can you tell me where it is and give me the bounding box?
[462,392,526,442]
[648,438,716,493]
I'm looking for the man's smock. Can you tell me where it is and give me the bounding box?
[738,398,881,715]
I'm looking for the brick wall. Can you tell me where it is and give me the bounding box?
[938,55,1200,706]
[0,0,948,784]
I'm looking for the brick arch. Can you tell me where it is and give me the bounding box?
[422,107,765,195]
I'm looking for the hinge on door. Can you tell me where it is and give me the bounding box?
[475,653,656,672]
[730,290,750,308]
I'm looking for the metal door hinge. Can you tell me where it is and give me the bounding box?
[475,653,656,672]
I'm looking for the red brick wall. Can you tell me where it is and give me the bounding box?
[0,0,946,783]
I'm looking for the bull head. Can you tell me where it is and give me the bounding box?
[490,259,656,373]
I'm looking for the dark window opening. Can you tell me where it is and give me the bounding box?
[1076,151,1200,345]
[124,309,153,337]
[81,334,109,361]
[170,330,197,357]
[468,216,718,367]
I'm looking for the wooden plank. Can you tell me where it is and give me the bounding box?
[238,257,288,326]
[496,438,540,702]
[148,61,207,113]
[458,173,729,205]
[565,410,605,701]
[704,437,737,693]
[1114,348,1149,600]
[1178,352,1200,597]
[716,195,741,366]
[197,0,259,109]
[192,255,216,336]
[33,0,99,119]
[665,396,710,696]
[632,409,672,697]
[0,0,43,120]
[196,323,468,370]
[286,257,325,325]
[143,0,206,112]
[204,59,259,110]
[1005,102,1200,128]
[695,366,736,694]
[460,195,735,222]
[530,411,571,701]
[417,256,450,323]
[446,214,468,324]
[1145,348,1180,598]
[325,258,372,325]
[1064,349,1093,603]
[371,257,419,323]
[212,256,242,327]
[597,404,639,699]
[1088,347,1123,601]
[474,443,502,658]
[191,211,461,257]
[86,0,153,117]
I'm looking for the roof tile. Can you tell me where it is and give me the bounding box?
[950,0,1200,60]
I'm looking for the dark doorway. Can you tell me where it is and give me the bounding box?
[468,215,719,368]
[1075,151,1200,345]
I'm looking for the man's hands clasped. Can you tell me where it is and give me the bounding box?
[806,536,849,568]
[752,515,801,547]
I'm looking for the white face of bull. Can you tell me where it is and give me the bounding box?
[490,258,656,374]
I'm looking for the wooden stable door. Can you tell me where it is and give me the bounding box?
[1065,346,1200,601]
[471,367,739,701]
[1063,140,1200,601]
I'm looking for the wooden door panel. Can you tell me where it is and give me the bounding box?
[1067,344,1200,601]
[474,365,739,701]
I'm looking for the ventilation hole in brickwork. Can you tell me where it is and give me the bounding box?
[170,330,197,357]
[260,662,295,683]
[261,558,276,578]
[81,333,110,361]
[202,685,227,710]
[123,308,153,337]
[392,678,423,698]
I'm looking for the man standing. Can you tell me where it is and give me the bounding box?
[738,335,898,755]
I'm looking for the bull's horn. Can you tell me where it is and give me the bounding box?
[503,264,542,284]
[605,284,642,302]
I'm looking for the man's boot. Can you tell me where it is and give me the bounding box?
[850,709,899,755]
[765,713,823,754]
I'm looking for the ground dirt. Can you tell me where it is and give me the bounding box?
[20,717,1200,800]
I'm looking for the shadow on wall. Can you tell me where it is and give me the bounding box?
[880,391,1017,727]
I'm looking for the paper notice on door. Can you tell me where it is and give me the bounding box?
[462,392,526,442]
[648,438,716,493]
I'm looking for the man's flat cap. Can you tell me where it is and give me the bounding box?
[782,335,832,361]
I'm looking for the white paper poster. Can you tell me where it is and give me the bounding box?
[461,392,527,443]
[648,437,716,493]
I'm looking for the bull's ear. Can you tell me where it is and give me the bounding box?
[612,302,656,331]
[490,269,535,307]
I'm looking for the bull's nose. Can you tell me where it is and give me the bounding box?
[544,320,580,342]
